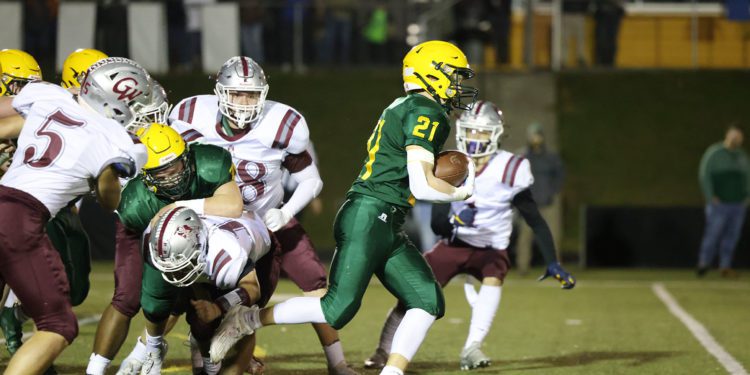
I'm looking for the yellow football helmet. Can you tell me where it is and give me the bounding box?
[402,40,477,110]
[139,123,193,199]
[61,48,108,88]
[0,49,42,96]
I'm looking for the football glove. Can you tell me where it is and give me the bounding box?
[263,208,292,232]
[538,262,576,289]
[451,207,476,227]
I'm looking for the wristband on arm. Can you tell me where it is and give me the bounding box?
[214,287,252,314]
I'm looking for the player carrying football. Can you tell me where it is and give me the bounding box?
[366,100,577,371]
[209,40,478,375]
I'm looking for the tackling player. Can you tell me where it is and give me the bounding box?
[167,56,356,374]
[146,207,281,374]
[209,40,478,375]
[86,123,242,375]
[366,101,577,371]
[0,57,149,375]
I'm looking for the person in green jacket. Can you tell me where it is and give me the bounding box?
[697,125,750,277]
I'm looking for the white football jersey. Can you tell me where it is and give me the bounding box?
[168,95,310,216]
[1,82,146,217]
[201,212,272,289]
[452,150,534,250]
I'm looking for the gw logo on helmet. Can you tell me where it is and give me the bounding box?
[113,77,144,101]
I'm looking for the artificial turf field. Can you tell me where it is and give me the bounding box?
[1,263,748,374]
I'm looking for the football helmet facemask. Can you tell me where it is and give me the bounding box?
[456,100,504,158]
[149,206,208,287]
[61,48,108,88]
[214,56,269,129]
[128,80,171,134]
[402,40,477,111]
[0,49,42,96]
[139,123,193,200]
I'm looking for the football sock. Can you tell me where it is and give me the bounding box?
[464,280,479,307]
[390,308,436,361]
[271,297,326,324]
[85,353,111,375]
[145,332,163,353]
[464,285,501,350]
[378,307,405,352]
[323,340,346,367]
[380,365,405,375]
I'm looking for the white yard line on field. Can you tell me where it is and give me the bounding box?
[0,314,101,345]
[652,283,748,375]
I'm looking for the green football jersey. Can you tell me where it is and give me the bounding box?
[118,144,235,233]
[349,93,451,207]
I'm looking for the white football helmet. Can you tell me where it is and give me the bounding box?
[80,57,153,129]
[149,207,208,287]
[128,79,171,134]
[214,56,269,129]
[456,100,505,158]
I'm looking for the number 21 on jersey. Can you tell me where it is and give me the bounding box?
[412,116,439,141]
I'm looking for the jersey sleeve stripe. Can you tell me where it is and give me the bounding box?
[213,250,233,280]
[501,155,518,185]
[179,98,197,123]
[509,156,525,186]
[273,110,301,149]
[212,249,229,276]
[180,129,203,142]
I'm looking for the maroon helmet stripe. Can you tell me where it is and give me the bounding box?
[241,57,249,76]
[474,100,485,115]
[509,156,525,186]
[156,208,182,258]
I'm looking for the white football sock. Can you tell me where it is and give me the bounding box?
[378,307,405,352]
[272,297,326,324]
[464,285,501,349]
[4,290,17,308]
[145,332,163,353]
[323,340,346,367]
[85,353,111,375]
[390,308,436,362]
[380,365,405,375]
[121,337,147,363]
[464,280,479,307]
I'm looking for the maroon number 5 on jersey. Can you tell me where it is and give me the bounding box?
[23,109,85,168]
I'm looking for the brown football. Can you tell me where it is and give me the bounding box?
[434,150,469,187]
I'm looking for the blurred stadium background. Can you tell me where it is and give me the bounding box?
[2,0,750,373]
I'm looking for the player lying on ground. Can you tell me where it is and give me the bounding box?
[208,40,478,375]
[0,57,149,375]
[365,100,576,371]
[84,123,242,375]
[168,56,357,374]
[137,206,281,374]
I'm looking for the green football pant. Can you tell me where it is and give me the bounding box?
[140,262,179,322]
[321,193,444,329]
[46,207,91,307]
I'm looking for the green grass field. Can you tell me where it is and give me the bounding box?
[1,264,748,374]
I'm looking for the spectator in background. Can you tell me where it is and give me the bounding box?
[183,0,216,71]
[166,0,191,73]
[594,0,624,66]
[516,123,564,274]
[562,0,589,67]
[24,0,58,71]
[363,0,389,65]
[697,125,750,278]
[240,0,265,63]
[488,0,512,65]
[318,0,354,65]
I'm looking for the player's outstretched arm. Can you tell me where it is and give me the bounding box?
[193,269,263,324]
[96,165,123,211]
[0,97,16,119]
[265,153,323,231]
[512,189,576,289]
[406,145,474,203]
[0,115,23,139]
[175,181,243,218]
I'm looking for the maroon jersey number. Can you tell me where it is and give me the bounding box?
[236,160,267,202]
[23,109,85,168]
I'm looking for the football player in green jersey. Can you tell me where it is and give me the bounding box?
[86,123,243,375]
[210,40,478,375]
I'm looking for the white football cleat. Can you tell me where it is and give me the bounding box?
[115,358,142,375]
[210,305,258,363]
[139,340,168,375]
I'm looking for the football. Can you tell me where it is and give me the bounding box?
[434,150,470,187]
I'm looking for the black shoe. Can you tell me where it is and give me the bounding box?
[43,364,58,375]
